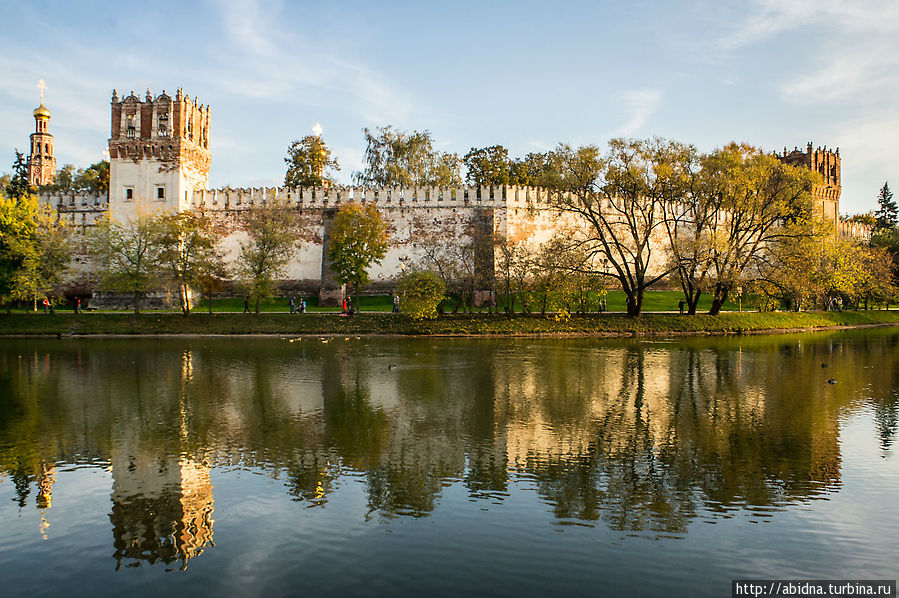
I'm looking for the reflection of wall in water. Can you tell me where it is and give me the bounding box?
[109,451,214,570]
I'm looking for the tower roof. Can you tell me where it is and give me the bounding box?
[33,103,51,119]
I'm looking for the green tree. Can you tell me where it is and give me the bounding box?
[284,135,339,189]
[88,214,160,314]
[874,182,897,231]
[353,126,461,187]
[46,164,76,192]
[327,202,389,311]
[397,271,445,320]
[74,161,110,195]
[237,202,303,314]
[5,151,31,199]
[464,145,513,186]
[154,211,224,315]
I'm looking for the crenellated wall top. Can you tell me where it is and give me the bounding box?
[187,185,557,210]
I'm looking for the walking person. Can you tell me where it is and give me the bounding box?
[678,299,685,315]
[300,298,306,313]
[243,296,251,314]
[393,295,400,313]
[289,296,296,314]
[75,297,81,315]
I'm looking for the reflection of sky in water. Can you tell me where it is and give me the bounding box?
[0,332,896,597]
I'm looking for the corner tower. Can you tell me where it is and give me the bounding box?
[108,89,211,220]
[26,82,56,186]
[777,142,841,222]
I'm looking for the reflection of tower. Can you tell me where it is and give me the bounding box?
[26,80,56,187]
[108,452,214,570]
[36,463,57,540]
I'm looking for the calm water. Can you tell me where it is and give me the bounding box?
[0,331,897,597]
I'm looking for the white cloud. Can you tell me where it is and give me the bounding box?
[720,0,899,50]
[718,0,899,213]
[209,0,416,125]
[616,90,662,137]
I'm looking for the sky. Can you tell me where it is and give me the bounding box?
[1,0,897,215]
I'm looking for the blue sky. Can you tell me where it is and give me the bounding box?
[2,0,896,214]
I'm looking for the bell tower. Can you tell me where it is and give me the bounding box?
[26,79,56,187]
[108,88,211,220]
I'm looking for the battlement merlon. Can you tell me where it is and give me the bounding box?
[109,89,210,148]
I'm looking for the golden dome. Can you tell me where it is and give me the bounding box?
[33,104,51,119]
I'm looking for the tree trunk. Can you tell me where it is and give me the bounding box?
[709,286,728,316]
[626,291,643,317]
[687,293,701,315]
[255,297,260,314]
[207,297,213,314]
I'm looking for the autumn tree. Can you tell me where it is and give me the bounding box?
[237,202,304,314]
[0,192,70,312]
[8,202,70,312]
[353,126,462,187]
[699,144,816,315]
[874,182,897,231]
[764,223,895,310]
[284,135,339,189]
[88,214,160,314]
[327,202,389,311]
[154,211,225,314]
[546,138,694,316]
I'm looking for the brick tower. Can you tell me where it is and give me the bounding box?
[777,142,841,222]
[26,81,56,186]
[108,88,211,220]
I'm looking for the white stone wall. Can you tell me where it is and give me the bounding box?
[37,184,748,292]
[110,158,184,220]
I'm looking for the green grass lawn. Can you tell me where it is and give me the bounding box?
[2,309,899,337]
[7,290,886,315]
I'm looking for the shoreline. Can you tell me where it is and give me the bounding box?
[1,311,898,339]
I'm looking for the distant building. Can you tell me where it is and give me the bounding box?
[777,142,841,223]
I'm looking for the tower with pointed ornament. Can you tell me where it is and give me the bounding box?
[26,80,56,187]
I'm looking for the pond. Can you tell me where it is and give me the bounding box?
[0,331,896,596]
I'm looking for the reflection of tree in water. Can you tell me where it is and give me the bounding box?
[875,393,898,452]
[1,333,896,538]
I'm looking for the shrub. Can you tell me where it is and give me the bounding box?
[398,271,446,320]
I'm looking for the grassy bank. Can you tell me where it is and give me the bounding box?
[2,310,899,337]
